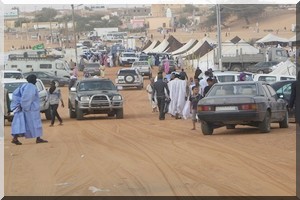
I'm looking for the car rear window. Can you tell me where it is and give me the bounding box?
[4,82,26,93]
[208,84,257,96]
[122,53,136,57]
[118,70,137,76]
[4,72,23,79]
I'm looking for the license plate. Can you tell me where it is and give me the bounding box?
[215,106,237,111]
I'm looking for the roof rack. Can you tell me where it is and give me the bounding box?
[8,53,64,61]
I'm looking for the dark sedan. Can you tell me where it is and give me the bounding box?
[83,63,101,76]
[23,71,70,87]
[197,81,288,135]
[271,80,296,121]
[247,61,279,74]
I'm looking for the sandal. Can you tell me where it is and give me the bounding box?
[36,138,48,144]
[11,139,22,145]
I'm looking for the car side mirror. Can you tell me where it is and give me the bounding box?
[70,87,76,92]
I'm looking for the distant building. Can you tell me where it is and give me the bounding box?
[151,4,184,17]
[130,19,145,29]
[145,17,171,30]
[119,6,151,17]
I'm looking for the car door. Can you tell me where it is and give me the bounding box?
[262,84,278,121]
[266,84,285,121]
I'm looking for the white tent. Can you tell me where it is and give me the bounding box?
[269,59,296,76]
[149,39,169,53]
[171,39,197,55]
[143,40,159,53]
[189,40,259,71]
[202,36,217,45]
[256,33,289,43]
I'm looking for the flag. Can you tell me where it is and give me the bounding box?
[32,43,44,50]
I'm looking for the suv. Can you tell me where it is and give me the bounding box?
[119,52,139,66]
[131,61,152,79]
[3,78,51,121]
[68,78,124,120]
[115,68,144,90]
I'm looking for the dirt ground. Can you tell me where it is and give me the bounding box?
[3,10,296,196]
[3,65,296,196]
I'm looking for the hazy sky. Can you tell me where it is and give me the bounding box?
[2,0,298,12]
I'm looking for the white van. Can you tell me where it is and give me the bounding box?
[212,71,255,83]
[4,53,71,78]
[253,74,296,84]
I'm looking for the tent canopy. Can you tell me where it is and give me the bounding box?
[256,33,289,44]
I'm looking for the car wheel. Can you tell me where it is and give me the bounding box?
[259,111,271,133]
[75,103,84,120]
[279,109,289,128]
[201,121,213,135]
[257,70,264,74]
[124,75,135,84]
[108,112,115,117]
[226,125,236,129]
[45,107,51,120]
[116,108,124,119]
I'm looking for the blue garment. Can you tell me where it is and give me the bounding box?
[11,83,43,138]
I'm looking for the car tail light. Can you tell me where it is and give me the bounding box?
[198,105,214,111]
[239,104,257,110]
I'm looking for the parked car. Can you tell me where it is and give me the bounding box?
[23,71,70,87]
[68,78,124,120]
[3,78,51,121]
[2,70,24,79]
[83,63,101,76]
[115,68,144,90]
[197,81,289,135]
[138,54,149,61]
[253,74,295,84]
[211,71,254,83]
[271,80,296,121]
[131,61,152,79]
[119,52,139,66]
[247,61,279,74]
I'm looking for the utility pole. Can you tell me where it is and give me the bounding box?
[71,4,78,64]
[216,4,222,70]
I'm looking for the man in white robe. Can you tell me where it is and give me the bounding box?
[168,74,188,119]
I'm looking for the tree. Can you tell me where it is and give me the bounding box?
[15,18,30,27]
[34,7,58,22]
[183,4,199,13]
[179,16,188,27]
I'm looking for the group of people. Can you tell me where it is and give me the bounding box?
[148,67,218,130]
[10,75,64,145]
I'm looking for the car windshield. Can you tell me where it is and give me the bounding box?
[208,83,257,96]
[4,82,26,93]
[132,62,148,67]
[78,81,116,91]
[123,53,136,57]
[4,72,23,79]
[86,64,100,68]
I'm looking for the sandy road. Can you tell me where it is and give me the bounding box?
[3,66,296,196]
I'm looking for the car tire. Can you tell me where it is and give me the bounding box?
[75,103,84,120]
[45,107,51,120]
[279,109,289,128]
[201,121,213,135]
[226,125,236,129]
[116,108,124,119]
[259,111,271,133]
[124,74,135,84]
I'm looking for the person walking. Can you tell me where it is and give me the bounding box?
[10,74,48,145]
[48,80,64,127]
[152,73,170,120]
[146,78,158,112]
[190,86,202,130]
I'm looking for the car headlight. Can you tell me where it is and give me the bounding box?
[112,95,122,101]
[80,96,90,101]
